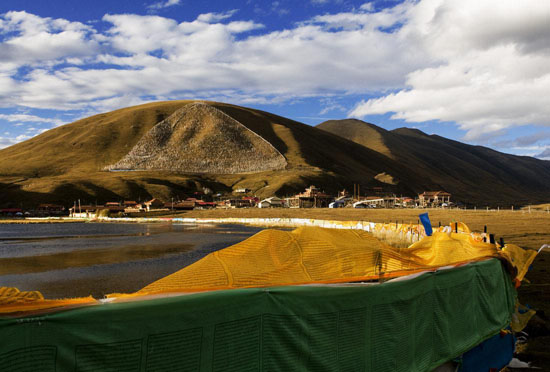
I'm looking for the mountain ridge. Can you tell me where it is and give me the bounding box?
[0,101,548,207]
[317,119,550,205]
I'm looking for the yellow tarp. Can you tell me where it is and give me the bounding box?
[0,222,540,313]
[130,226,511,297]
[0,287,95,314]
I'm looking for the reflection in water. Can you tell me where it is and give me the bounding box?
[0,243,194,275]
[0,222,264,299]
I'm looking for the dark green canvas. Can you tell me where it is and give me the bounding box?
[0,259,515,372]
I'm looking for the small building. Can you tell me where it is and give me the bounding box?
[228,199,254,208]
[37,204,64,212]
[122,201,142,212]
[353,198,384,208]
[258,197,283,208]
[234,188,251,194]
[36,204,66,216]
[124,204,143,213]
[165,201,195,210]
[329,200,345,208]
[395,197,414,208]
[286,185,334,208]
[242,196,259,207]
[418,191,451,207]
[195,201,217,209]
[144,198,165,211]
[0,208,23,216]
[69,205,102,218]
[106,205,125,213]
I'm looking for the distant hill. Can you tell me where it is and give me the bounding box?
[317,119,550,206]
[0,101,418,207]
[0,101,548,207]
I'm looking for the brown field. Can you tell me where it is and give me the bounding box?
[167,207,549,249]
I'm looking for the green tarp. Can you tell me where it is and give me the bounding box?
[0,259,515,372]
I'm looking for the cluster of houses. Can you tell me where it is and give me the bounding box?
[69,198,214,218]
[0,186,452,218]
[0,204,66,217]
[67,186,452,217]
[255,187,452,210]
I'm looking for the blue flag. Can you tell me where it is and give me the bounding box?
[419,212,433,236]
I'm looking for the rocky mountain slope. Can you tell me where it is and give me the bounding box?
[107,103,287,174]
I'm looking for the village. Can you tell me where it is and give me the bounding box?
[0,185,452,218]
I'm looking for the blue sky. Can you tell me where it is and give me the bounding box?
[0,0,549,158]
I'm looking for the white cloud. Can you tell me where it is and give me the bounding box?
[0,1,548,146]
[0,7,422,112]
[147,0,181,11]
[0,134,30,149]
[310,0,344,5]
[535,148,550,160]
[197,10,239,23]
[0,113,64,126]
[350,0,550,140]
[319,98,347,115]
[359,3,375,12]
[493,132,550,149]
[0,11,100,71]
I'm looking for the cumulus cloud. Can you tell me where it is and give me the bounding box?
[350,0,550,140]
[0,5,423,112]
[0,11,100,72]
[0,0,548,147]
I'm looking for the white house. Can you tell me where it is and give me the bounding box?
[258,197,283,208]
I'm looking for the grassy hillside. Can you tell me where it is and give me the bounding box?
[318,119,550,206]
[1,102,548,207]
[0,101,420,207]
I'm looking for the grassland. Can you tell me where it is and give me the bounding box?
[161,207,549,248]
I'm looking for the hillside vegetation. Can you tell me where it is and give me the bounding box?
[0,101,416,206]
[318,119,550,206]
[0,101,549,207]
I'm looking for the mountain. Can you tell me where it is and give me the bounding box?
[107,103,287,174]
[0,101,418,207]
[317,119,550,206]
[0,101,548,207]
